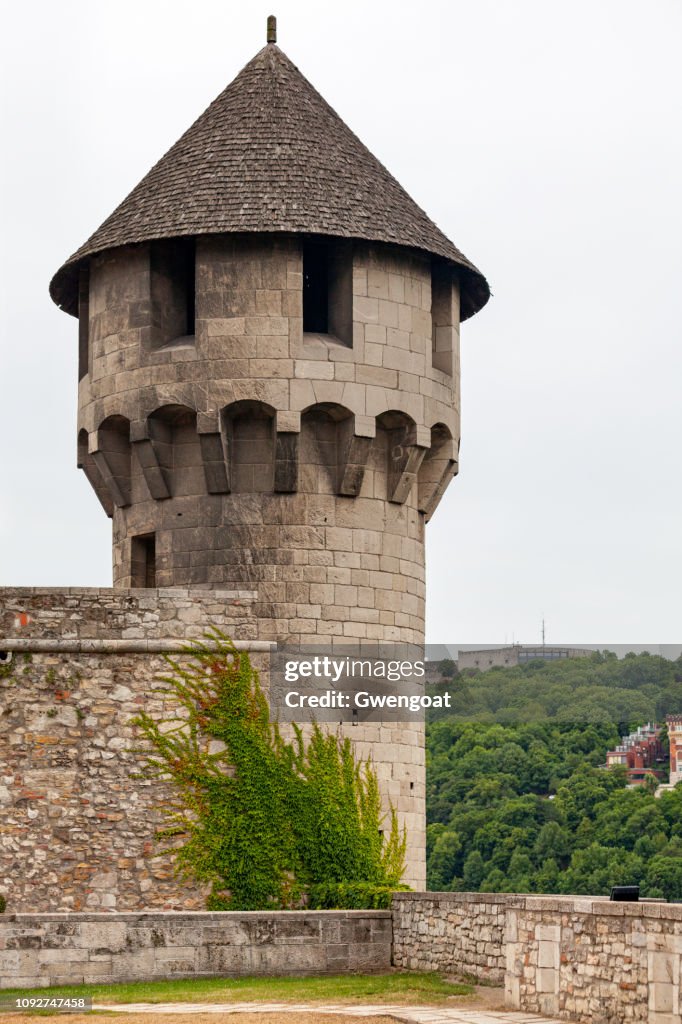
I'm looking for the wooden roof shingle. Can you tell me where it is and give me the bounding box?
[50,42,489,319]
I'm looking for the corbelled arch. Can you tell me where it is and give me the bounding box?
[222,400,277,495]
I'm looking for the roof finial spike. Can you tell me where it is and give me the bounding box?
[267,15,277,44]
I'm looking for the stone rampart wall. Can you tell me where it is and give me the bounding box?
[2,891,682,1021]
[0,910,391,988]
[0,587,260,643]
[394,891,682,1023]
[505,895,682,1024]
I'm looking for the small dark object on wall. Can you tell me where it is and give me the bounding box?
[610,885,640,902]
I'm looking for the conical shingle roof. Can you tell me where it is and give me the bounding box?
[50,42,489,319]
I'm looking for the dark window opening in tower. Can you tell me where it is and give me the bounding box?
[78,266,89,380]
[303,240,328,333]
[302,239,353,347]
[431,261,455,376]
[131,533,156,588]
[182,238,196,337]
[150,239,196,349]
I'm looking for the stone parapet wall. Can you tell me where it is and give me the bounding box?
[3,892,682,1020]
[0,588,259,642]
[393,891,681,1023]
[391,891,509,982]
[0,910,391,988]
[505,895,682,1024]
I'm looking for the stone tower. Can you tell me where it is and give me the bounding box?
[48,22,489,888]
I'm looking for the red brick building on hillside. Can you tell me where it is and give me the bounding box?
[605,723,665,786]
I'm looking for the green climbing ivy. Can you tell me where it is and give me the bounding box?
[132,630,407,910]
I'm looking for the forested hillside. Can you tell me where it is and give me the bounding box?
[426,652,682,899]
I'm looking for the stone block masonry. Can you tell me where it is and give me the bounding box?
[80,236,457,642]
[0,910,391,987]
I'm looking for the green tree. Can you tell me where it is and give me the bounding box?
[428,830,461,889]
[644,856,682,900]
[462,850,486,891]
[505,850,533,892]
[561,844,643,896]
[535,857,560,892]
[534,822,571,866]
[481,867,507,891]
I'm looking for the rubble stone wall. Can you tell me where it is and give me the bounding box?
[0,588,261,913]
[2,883,682,1019]
[392,891,510,982]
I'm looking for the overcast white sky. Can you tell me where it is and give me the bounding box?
[1,0,680,644]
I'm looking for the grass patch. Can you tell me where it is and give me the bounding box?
[1,972,472,1006]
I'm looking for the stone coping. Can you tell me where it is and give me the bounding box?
[0,587,258,600]
[509,895,676,918]
[8,896,676,922]
[0,639,273,653]
[393,891,514,904]
[2,910,392,923]
[393,890,675,918]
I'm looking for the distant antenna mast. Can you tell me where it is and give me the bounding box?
[541,617,546,647]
